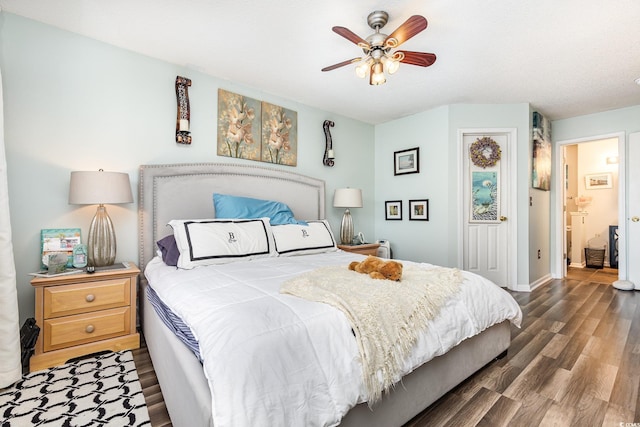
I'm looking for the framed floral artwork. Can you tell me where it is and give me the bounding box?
[394,147,419,175]
[217,89,261,161]
[409,199,429,221]
[261,101,298,166]
[385,200,402,220]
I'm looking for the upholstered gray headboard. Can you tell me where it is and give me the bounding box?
[138,163,326,272]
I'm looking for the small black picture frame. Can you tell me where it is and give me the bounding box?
[385,200,402,220]
[394,147,420,175]
[409,199,429,221]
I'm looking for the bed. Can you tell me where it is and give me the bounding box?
[138,162,522,427]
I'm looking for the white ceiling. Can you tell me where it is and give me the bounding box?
[2,0,640,124]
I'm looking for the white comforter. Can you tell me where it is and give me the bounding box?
[145,251,522,427]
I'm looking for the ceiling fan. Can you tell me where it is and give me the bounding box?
[321,11,436,86]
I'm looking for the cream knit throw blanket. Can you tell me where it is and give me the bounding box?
[280,264,463,404]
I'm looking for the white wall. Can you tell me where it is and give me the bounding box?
[0,13,375,323]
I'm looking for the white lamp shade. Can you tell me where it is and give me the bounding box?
[333,188,363,208]
[69,171,134,205]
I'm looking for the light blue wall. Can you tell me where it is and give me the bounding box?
[0,13,374,322]
[375,103,535,286]
[374,106,450,264]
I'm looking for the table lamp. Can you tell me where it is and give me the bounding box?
[69,170,134,266]
[333,188,363,245]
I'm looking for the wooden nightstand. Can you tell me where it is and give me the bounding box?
[30,262,140,371]
[338,243,381,256]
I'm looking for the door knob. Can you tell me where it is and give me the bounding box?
[632,216,640,222]
[500,216,507,221]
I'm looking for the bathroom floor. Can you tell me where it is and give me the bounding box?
[566,266,619,284]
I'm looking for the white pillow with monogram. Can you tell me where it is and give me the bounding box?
[168,218,274,269]
[271,220,338,256]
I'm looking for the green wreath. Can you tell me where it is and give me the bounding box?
[470,137,501,168]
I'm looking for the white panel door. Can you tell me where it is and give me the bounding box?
[628,132,640,288]
[462,132,510,286]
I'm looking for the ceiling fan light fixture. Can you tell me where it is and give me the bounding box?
[355,58,371,78]
[383,55,400,75]
[370,61,386,85]
[322,11,435,86]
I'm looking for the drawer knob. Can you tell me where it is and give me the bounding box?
[85,324,95,333]
[85,294,95,302]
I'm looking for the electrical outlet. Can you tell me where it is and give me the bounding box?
[537,249,541,259]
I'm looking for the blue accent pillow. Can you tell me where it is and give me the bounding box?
[213,193,307,225]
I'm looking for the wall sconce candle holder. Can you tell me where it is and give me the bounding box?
[323,120,335,167]
[176,76,192,144]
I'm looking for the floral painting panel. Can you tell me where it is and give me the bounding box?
[261,102,297,166]
[217,89,261,161]
[471,171,499,222]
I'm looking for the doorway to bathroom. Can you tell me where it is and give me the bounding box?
[556,134,622,280]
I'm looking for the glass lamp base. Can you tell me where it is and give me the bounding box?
[87,204,117,267]
[340,209,354,245]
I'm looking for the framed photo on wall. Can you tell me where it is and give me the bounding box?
[394,147,420,175]
[385,200,402,220]
[585,173,612,189]
[409,199,429,221]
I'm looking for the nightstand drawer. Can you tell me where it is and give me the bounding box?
[43,278,131,319]
[43,307,131,352]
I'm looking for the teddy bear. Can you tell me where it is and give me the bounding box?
[348,255,403,281]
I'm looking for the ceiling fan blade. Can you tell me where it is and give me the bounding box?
[384,15,427,48]
[397,51,437,67]
[332,26,371,49]
[321,58,362,72]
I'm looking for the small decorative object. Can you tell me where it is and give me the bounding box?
[348,256,403,281]
[47,252,69,274]
[585,173,613,189]
[385,200,402,220]
[471,171,499,222]
[333,188,363,244]
[532,111,552,191]
[469,137,501,169]
[262,101,298,166]
[72,243,88,268]
[394,147,419,175]
[68,170,134,266]
[41,228,81,269]
[175,76,192,145]
[217,89,261,161]
[323,120,335,167]
[409,199,429,221]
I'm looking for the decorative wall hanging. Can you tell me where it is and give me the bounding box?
[532,111,551,191]
[394,147,419,175]
[217,89,261,161]
[385,200,402,220]
[585,173,613,189]
[469,137,501,168]
[262,102,298,166]
[217,89,298,166]
[175,76,192,145]
[409,199,429,221]
[323,120,335,167]
[471,171,499,222]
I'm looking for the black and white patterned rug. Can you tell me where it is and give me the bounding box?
[0,351,150,426]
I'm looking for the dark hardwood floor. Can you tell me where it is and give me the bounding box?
[134,267,639,426]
